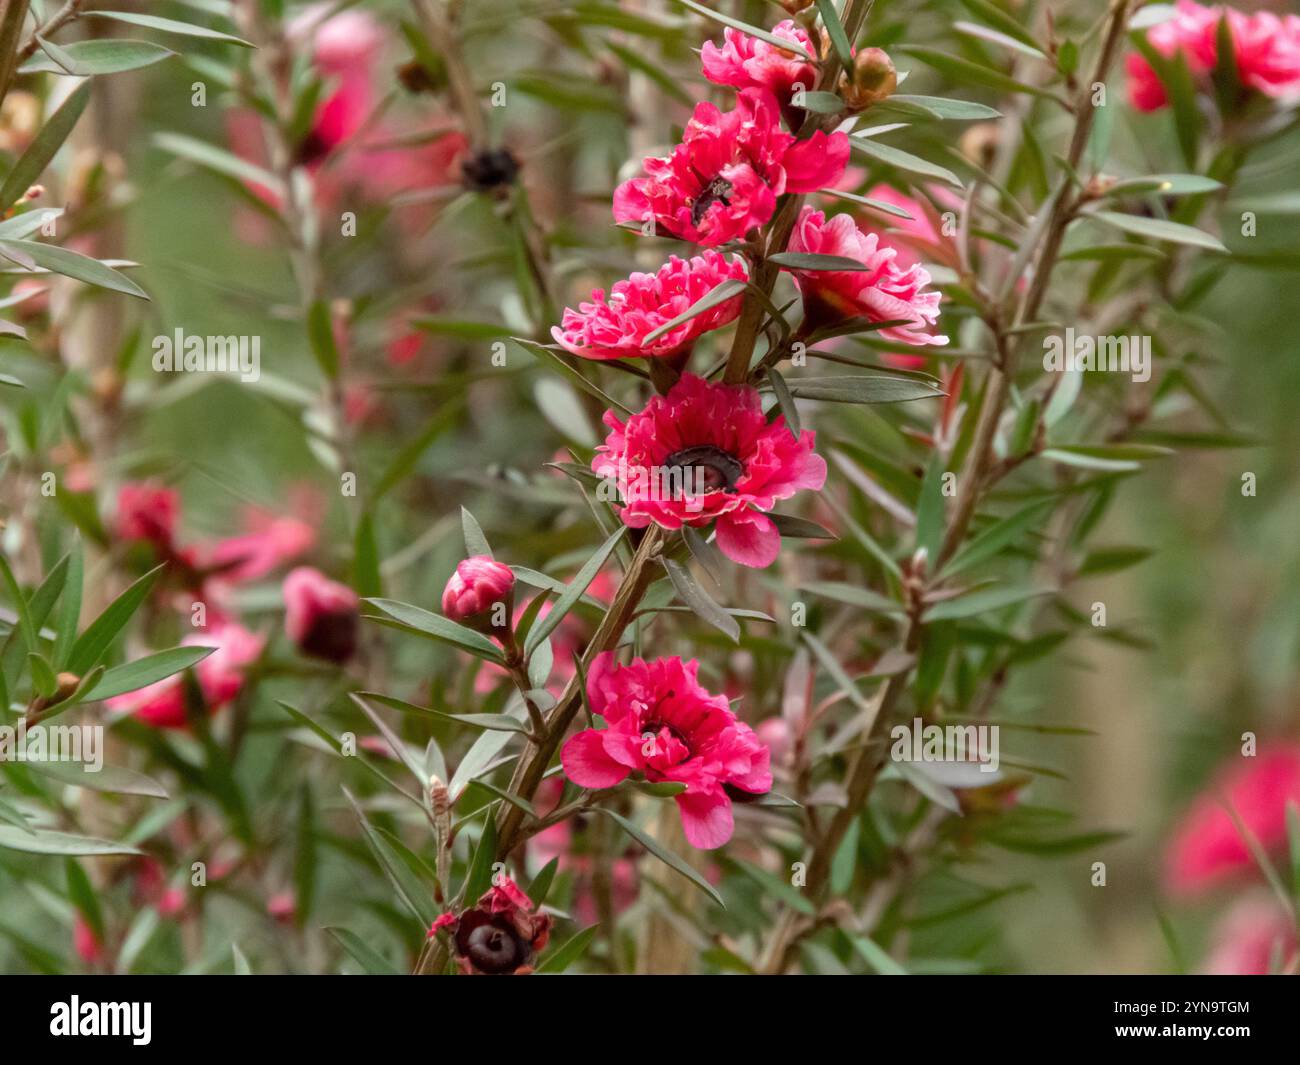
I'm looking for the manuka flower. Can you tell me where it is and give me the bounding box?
[613,88,849,246]
[561,653,772,849]
[700,19,819,106]
[785,206,947,346]
[552,252,748,361]
[282,566,360,664]
[1126,1,1300,112]
[593,373,826,568]
[429,876,552,975]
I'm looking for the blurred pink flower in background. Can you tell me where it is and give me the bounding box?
[106,622,265,729]
[1164,742,1300,896]
[1126,1,1300,112]
[552,252,749,361]
[613,88,849,246]
[282,566,360,663]
[1200,894,1297,974]
[593,373,826,568]
[115,481,180,550]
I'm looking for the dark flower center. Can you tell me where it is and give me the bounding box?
[465,920,526,975]
[691,176,733,226]
[461,148,521,192]
[663,445,744,493]
[300,608,359,665]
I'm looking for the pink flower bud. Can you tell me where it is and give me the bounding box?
[441,556,515,626]
[115,481,179,549]
[282,566,360,664]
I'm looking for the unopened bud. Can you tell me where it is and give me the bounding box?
[842,48,896,110]
[780,0,816,13]
[959,123,1001,169]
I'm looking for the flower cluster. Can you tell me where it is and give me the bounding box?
[1127,0,1300,112]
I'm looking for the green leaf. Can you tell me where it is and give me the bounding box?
[1090,210,1226,252]
[353,512,382,598]
[769,252,870,272]
[22,38,175,76]
[800,581,903,615]
[448,725,516,801]
[68,565,164,674]
[727,856,815,915]
[327,927,402,975]
[463,818,498,903]
[306,300,339,379]
[510,337,632,417]
[153,132,285,198]
[52,539,82,670]
[364,598,504,663]
[86,11,254,47]
[851,135,963,187]
[663,557,739,643]
[343,788,438,927]
[957,0,1043,51]
[0,553,37,652]
[767,513,836,540]
[786,374,943,404]
[898,46,1055,101]
[814,0,853,66]
[849,934,909,975]
[599,809,724,907]
[0,826,140,856]
[81,645,215,701]
[0,82,91,213]
[461,507,493,558]
[66,858,105,941]
[0,239,148,299]
[767,367,801,437]
[954,21,1046,60]
[642,278,746,343]
[913,452,946,561]
[924,583,1048,621]
[671,0,815,61]
[357,690,529,734]
[1108,173,1222,196]
[524,526,626,656]
[27,760,169,799]
[536,925,600,974]
[886,94,1002,120]
[945,500,1055,576]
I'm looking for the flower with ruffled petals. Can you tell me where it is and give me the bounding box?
[106,622,265,729]
[593,373,827,568]
[552,252,748,361]
[282,566,360,664]
[430,876,552,975]
[613,88,849,246]
[786,206,947,346]
[1126,1,1300,112]
[700,19,819,105]
[442,556,515,626]
[561,653,772,849]
[1164,743,1300,896]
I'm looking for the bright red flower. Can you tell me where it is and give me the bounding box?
[613,88,849,246]
[115,482,179,550]
[700,19,819,105]
[1126,1,1300,112]
[552,252,749,361]
[282,566,360,664]
[593,373,826,568]
[442,556,515,624]
[786,207,947,346]
[561,653,772,849]
[1164,743,1300,896]
[106,622,265,729]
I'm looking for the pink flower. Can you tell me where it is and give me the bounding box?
[594,374,826,568]
[106,622,265,729]
[613,88,849,246]
[442,556,516,625]
[700,19,819,105]
[1126,2,1300,112]
[201,512,316,585]
[115,482,179,549]
[552,252,749,361]
[1164,743,1300,896]
[1200,894,1298,975]
[282,566,360,664]
[431,876,552,975]
[786,207,947,346]
[860,184,961,271]
[561,653,773,849]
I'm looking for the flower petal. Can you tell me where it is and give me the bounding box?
[715,509,781,568]
[561,729,631,789]
[675,789,735,849]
